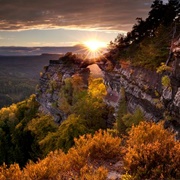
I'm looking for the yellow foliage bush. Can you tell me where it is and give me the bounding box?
[88,78,107,99]
[156,62,172,74]
[124,121,180,179]
[0,130,121,180]
[67,129,122,173]
[0,163,22,180]
[161,75,171,88]
[80,165,108,180]
[23,150,70,180]
[121,172,134,180]
[73,129,121,160]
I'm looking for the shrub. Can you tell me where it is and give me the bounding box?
[39,114,88,154]
[124,121,180,179]
[23,150,71,180]
[156,62,172,74]
[121,172,134,180]
[0,163,22,180]
[122,108,144,131]
[23,149,108,180]
[27,115,58,142]
[80,165,108,180]
[88,78,107,98]
[161,75,171,88]
[74,129,121,160]
[72,95,108,131]
[56,114,88,152]
[0,130,121,179]
[67,129,122,172]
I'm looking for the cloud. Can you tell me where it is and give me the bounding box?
[0,0,154,32]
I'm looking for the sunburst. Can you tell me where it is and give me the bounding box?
[84,40,106,52]
[83,39,107,58]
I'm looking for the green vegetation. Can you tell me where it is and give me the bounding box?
[0,54,59,108]
[0,95,40,167]
[40,114,89,154]
[0,67,179,179]
[0,76,112,166]
[161,75,171,88]
[41,77,112,153]
[0,122,179,180]
[156,62,172,90]
[156,62,172,74]
[0,77,36,108]
[60,52,81,65]
[106,0,180,69]
[115,88,144,136]
[122,108,144,131]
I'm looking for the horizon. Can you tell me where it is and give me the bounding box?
[0,0,169,55]
[0,44,107,56]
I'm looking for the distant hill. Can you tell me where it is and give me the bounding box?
[0,54,61,108]
[0,54,60,77]
[0,45,87,56]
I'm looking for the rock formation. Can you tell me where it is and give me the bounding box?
[36,54,91,123]
[36,51,180,137]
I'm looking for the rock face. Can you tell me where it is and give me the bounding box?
[101,64,163,122]
[99,55,180,137]
[36,58,90,123]
[36,53,180,136]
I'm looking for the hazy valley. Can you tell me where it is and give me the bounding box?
[0,54,60,108]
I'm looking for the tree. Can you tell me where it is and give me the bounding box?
[115,88,127,135]
[122,108,144,131]
[105,0,179,68]
[39,114,89,154]
[0,95,40,167]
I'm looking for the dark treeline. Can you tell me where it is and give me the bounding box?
[107,0,180,69]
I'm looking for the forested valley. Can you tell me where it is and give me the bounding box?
[0,54,60,108]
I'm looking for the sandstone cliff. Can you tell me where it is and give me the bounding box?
[36,54,91,123]
[36,52,180,136]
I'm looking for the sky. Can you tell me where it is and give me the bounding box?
[0,0,169,47]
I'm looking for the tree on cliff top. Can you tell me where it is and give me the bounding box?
[107,0,180,69]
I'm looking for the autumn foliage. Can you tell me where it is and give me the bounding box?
[0,96,179,180]
[1,122,179,179]
[124,122,180,179]
[0,130,121,180]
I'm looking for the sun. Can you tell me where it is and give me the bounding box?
[84,40,106,52]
